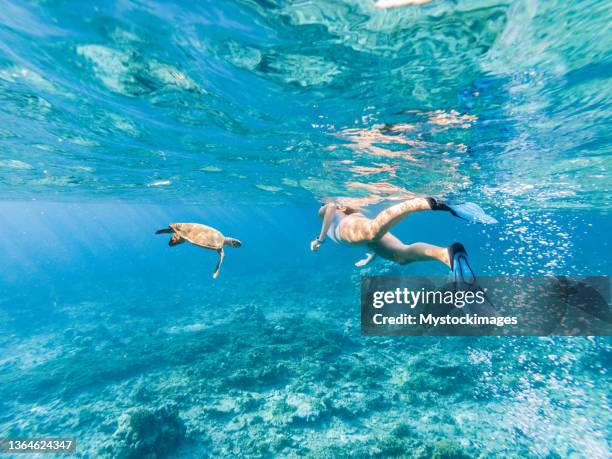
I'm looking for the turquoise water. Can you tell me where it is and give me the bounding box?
[0,0,610,457]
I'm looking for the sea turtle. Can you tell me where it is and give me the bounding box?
[155,223,242,279]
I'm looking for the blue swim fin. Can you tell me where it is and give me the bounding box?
[448,243,500,316]
[426,197,498,224]
[446,202,498,224]
[449,243,476,286]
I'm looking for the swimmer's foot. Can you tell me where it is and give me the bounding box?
[426,198,498,224]
[355,252,377,267]
[448,242,476,285]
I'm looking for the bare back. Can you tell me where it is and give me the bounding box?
[335,197,432,244]
[336,213,376,244]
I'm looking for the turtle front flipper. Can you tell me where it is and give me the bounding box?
[156,227,173,234]
[213,249,225,279]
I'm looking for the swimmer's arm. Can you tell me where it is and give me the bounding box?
[311,204,336,251]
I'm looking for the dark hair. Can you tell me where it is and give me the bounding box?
[340,205,360,215]
[320,201,360,215]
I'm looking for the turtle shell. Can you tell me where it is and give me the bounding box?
[170,223,224,249]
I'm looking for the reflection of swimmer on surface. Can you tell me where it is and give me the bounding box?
[334,126,418,161]
[350,163,398,178]
[310,197,496,282]
[333,113,473,164]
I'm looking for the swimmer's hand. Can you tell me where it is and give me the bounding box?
[310,238,322,251]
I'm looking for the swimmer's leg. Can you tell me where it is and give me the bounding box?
[370,197,434,239]
[369,233,450,267]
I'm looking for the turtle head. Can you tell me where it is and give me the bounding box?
[224,237,242,248]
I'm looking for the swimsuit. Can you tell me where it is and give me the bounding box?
[327,210,367,245]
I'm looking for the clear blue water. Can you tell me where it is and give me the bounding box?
[0,0,610,457]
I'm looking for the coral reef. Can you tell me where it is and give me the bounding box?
[0,269,609,458]
[102,403,186,458]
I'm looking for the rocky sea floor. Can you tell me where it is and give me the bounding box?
[1,267,610,459]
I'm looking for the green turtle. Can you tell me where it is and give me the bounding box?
[156,223,242,279]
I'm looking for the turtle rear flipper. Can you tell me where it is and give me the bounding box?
[169,234,184,246]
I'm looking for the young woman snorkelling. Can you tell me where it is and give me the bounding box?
[310,196,497,283]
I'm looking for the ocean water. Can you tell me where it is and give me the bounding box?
[0,0,610,457]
